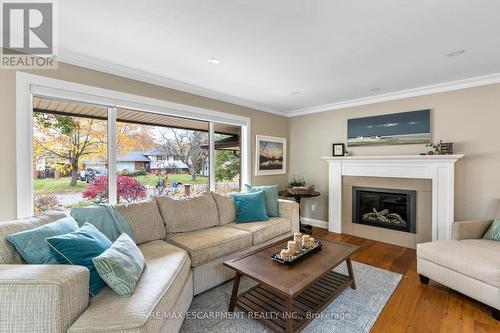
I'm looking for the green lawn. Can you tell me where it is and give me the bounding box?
[34,178,87,194]
[134,174,209,186]
[34,174,209,195]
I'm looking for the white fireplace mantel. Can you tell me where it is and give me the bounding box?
[321,154,464,241]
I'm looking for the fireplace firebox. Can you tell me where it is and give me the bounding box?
[352,187,416,233]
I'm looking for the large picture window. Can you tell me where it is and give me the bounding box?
[16,73,251,218]
[114,108,210,202]
[214,123,241,193]
[33,98,109,212]
[31,97,242,213]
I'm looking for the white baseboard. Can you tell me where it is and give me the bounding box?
[301,217,328,229]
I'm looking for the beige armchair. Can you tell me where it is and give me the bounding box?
[417,216,499,320]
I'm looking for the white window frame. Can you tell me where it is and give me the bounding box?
[16,72,251,218]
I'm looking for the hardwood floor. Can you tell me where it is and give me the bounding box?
[312,228,499,333]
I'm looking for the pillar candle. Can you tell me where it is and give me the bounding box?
[294,233,303,251]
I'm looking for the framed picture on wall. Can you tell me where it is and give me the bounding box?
[255,135,287,176]
[332,143,345,156]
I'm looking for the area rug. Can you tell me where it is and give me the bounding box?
[180,261,402,333]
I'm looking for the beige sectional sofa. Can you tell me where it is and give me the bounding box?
[417,216,500,320]
[0,192,299,332]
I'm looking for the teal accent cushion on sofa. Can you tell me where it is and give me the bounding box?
[245,184,279,217]
[233,191,269,223]
[93,233,145,297]
[6,216,79,264]
[483,218,500,241]
[46,223,112,296]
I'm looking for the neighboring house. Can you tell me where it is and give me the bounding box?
[144,149,208,176]
[35,154,69,178]
[83,152,150,172]
[116,152,151,172]
[82,149,207,175]
[37,149,208,177]
[143,149,189,173]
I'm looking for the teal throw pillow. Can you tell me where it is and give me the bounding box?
[46,223,112,296]
[6,216,79,264]
[245,184,280,217]
[483,218,500,241]
[93,233,145,297]
[233,191,269,223]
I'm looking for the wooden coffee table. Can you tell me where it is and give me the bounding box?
[223,238,359,333]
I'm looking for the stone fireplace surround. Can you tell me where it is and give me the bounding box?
[322,155,464,242]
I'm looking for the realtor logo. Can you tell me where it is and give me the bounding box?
[1,0,57,68]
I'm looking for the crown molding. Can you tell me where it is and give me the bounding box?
[56,50,500,118]
[287,72,500,117]
[57,49,288,117]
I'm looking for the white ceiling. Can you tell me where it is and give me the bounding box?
[58,0,500,116]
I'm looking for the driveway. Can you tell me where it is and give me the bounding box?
[57,192,83,205]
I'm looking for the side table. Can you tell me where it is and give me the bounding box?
[278,190,320,235]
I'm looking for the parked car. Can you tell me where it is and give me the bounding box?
[80,167,108,183]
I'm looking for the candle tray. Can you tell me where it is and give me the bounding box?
[271,240,323,265]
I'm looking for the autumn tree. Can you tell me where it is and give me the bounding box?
[34,112,156,187]
[158,128,208,181]
[33,112,107,187]
[116,122,155,155]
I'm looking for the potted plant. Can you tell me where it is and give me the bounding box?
[287,175,314,195]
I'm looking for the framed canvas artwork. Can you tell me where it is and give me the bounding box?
[347,109,431,146]
[255,135,286,176]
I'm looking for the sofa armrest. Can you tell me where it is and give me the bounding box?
[0,264,89,332]
[451,219,493,240]
[279,199,300,234]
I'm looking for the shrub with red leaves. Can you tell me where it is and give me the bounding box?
[83,175,147,203]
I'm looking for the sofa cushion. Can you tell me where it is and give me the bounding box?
[461,239,500,251]
[417,240,500,288]
[155,192,219,233]
[46,223,113,296]
[227,217,291,245]
[68,241,191,333]
[233,191,269,223]
[93,233,146,297]
[245,184,280,217]
[482,218,500,241]
[6,216,79,264]
[0,210,68,264]
[211,192,236,225]
[167,226,252,266]
[115,200,165,244]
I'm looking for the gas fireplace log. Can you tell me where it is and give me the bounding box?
[377,208,390,216]
[387,213,405,224]
[362,208,407,225]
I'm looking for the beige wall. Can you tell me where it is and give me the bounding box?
[289,83,500,223]
[2,61,499,223]
[0,63,289,221]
